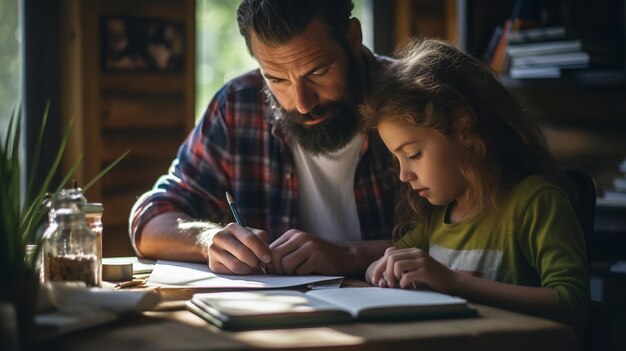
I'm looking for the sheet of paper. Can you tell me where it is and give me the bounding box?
[36,282,161,338]
[146,260,344,289]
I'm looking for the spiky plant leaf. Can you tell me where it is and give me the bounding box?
[1,102,128,281]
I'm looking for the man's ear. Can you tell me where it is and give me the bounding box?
[345,18,363,57]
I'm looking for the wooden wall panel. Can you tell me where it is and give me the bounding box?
[102,93,186,129]
[59,0,196,256]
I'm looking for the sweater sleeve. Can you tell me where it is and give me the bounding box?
[518,185,590,335]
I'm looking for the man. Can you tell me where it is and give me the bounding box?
[129,0,398,276]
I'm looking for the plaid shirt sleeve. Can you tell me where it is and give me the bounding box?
[129,73,263,256]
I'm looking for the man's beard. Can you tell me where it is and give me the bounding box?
[264,51,363,155]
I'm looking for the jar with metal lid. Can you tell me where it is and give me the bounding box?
[42,188,100,286]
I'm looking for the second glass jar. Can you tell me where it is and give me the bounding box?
[42,188,100,286]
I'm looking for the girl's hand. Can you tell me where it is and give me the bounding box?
[365,257,388,285]
[370,247,460,294]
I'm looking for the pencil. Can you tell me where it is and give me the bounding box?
[225,191,267,275]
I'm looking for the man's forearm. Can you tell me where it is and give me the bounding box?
[138,215,392,275]
[137,211,221,262]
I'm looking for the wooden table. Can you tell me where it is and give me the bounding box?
[38,283,578,351]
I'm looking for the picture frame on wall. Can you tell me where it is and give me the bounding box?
[101,16,185,73]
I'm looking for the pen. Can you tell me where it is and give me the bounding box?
[225,191,267,275]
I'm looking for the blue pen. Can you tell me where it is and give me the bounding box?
[225,191,267,275]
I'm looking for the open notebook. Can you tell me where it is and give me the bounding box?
[187,287,476,330]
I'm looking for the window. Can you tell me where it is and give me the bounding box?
[195,0,373,121]
[0,0,21,131]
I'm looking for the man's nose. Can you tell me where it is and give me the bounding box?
[293,81,318,115]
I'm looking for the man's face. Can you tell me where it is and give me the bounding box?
[251,19,363,155]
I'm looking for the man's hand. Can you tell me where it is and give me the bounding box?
[269,229,351,275]
[206,223,271,274]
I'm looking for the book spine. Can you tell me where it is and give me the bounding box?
[491,19,521,72]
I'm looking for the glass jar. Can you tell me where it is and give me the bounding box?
[24,244,43,283]
[85,202,103,285]
[42,188,100,287]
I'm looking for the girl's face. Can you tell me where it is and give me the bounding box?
[378,119,466,206]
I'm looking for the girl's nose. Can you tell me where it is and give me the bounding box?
[399,167,417,183]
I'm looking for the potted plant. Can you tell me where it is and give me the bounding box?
[0,102,127,349]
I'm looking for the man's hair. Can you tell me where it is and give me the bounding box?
[361,39,560,238]
[237,0,354,55]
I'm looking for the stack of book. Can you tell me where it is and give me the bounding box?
[599,158,626,206]
[505,26,590,79]
[497,25,622,79]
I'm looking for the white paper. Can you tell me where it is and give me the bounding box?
[306,287,468,316]
[35,282,160,337]
[38,282,160,314]
[146,260,344,289]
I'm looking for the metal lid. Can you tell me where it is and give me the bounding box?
[102,262,133,281]
[84,202,104,213]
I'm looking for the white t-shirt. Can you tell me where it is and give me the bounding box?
[290,134,364,242]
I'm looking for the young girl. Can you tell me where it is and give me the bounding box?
[361,39,589,335]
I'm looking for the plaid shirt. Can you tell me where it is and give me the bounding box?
[129,49,398,256]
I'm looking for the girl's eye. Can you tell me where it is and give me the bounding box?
[407,152,422,160]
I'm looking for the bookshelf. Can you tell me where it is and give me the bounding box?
[58,0,196,256]
[390,0,626,187]
[386,0,514,56]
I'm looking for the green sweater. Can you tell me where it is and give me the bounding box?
[395,175,590,333]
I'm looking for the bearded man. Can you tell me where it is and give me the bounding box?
[129,0,398,276]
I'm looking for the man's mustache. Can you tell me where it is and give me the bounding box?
[281,102,347,123]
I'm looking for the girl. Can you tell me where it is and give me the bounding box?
[361,39,589,335]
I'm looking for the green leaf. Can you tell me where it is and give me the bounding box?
[26,101,49,202]
[1,100,128,280]
[83,149,131,191]
[19,119,73,240]
[56,154,83,193]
